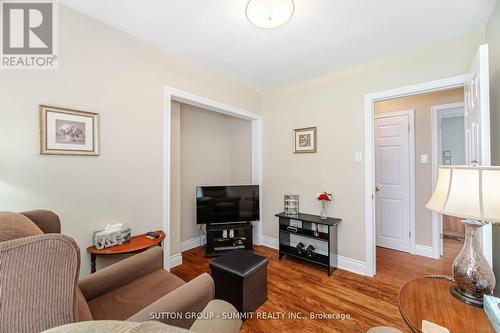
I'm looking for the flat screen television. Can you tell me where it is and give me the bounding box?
[196,185,260,225]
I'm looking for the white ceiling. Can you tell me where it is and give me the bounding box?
[60,0,496,91]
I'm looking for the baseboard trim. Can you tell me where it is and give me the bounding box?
[261,235,367,276]
[262,235,279,250]
[415,244,435,259]
[169,253,183,268]
[333,255,367,276]
[180,235,206,252]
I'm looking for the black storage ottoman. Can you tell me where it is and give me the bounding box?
[209,250,268,313]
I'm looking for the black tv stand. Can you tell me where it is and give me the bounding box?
[205,222,253,257]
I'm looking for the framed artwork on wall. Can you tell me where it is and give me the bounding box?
[39,105,100,156]
[294,127,317,153]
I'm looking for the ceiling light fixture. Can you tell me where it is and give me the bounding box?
[246,0,295,29]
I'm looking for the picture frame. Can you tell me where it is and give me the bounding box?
[39,105,100,156]
[443,150,452,158]
[294,127,317,153]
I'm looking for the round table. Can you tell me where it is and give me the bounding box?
[398,278,494,332]
[86,230,165,273]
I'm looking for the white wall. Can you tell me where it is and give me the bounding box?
[0,5,260,276]
[441,116,465,165]
[261,31,483,263]
[179,104,252,243]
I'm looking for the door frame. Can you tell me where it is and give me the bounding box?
[374,110,416,254]
[364,74,467,277]
[431,102,465,258]
[163,86,263,270]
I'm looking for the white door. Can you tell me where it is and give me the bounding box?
[464,44,492,265]
[375,112,412,252]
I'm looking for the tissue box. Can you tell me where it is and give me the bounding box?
[484,294,500,332]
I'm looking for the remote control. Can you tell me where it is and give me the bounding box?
[146,231,160,238]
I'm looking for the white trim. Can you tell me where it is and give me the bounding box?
[261,236,366,276]
[180,235,207,252]
[262,235,279,250]
[431,102,465,259]
[374,109,416,255]
[415,244,434,258]
[364,74,466,277]
[169,253,183,268]
[163,86,263,271]
[334,255,367,276]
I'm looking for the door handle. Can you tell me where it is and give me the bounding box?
[375,186,381,192]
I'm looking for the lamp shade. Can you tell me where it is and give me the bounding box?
[426,166,500,222]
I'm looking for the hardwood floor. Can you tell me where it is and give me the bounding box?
[171,239,462,333]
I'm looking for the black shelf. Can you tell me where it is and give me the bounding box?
[276,212,341,276]
[276,212,341,227]
[279,245,329,267]
[279,225,329,241]
[205,222,253,257]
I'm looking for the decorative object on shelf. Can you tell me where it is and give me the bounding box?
[312,223,319,237]
[426,165,500,307]
[39,105,99,156]
[296,242,305,255]
[306,245,315,258]
[93,223,131,250]
[317,191,332,219]
[284,194,299,216]
[293,127,317,153]
[246,0,295,29]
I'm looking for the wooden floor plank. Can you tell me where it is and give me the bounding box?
[172,239,461,333]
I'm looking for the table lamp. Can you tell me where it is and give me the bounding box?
[426,165,500,307]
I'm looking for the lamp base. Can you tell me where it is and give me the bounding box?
[450,285,484,308]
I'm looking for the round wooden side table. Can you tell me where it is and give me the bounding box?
[398,278,494,333]
[86,230,165,273]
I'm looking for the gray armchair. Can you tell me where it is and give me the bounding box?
[0,211,241,333]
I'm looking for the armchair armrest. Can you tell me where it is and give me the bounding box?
[127,273,215,329]
[190,300,242,333]
[78,246,163,301]
[21,210,61,234]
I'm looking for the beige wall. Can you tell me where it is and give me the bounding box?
[485,0,500,295]
[0,5,260,276]
[374,88,464,247]
[261,31,483,263]
[179,104,252,243]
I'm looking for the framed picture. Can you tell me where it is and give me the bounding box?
[443,150,452,158]
[39,105,99,156]
[294,127,317,153]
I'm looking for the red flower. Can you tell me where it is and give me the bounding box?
[317,193,331,201]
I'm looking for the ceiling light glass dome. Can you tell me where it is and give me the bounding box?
[246,0,295,29]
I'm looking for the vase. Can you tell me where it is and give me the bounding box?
[450,219,495,307]
[320,201,328,219]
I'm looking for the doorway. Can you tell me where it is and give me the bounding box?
[431,102,466,257]
[365,44,492,277]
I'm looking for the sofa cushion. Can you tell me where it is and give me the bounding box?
[0,212,43,241]
[88,269,185,320]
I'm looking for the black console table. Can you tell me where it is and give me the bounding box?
[276,212,341,276]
